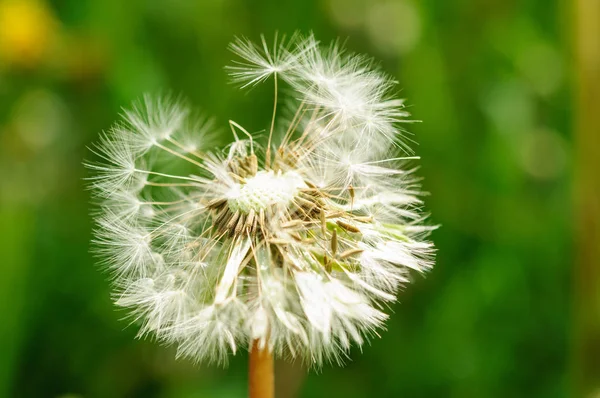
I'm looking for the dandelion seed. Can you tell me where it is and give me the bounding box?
[87,33,436,368]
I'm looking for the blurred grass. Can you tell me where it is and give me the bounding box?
[0,0,589,397]
[0,207,34,398]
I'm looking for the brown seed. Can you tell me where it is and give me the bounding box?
[239,155,257,176]
[326,211,345,218]
[294,204,312,219]
[229,172,246,183]
[296,195,316,209]
[252,211,259,232]
[331,229,338,256]
[214,207,230,227]
[235,214,246,235]
[336,220,361,233]
[228,162,240,176]
[207,198,227,209]
[246,208,256,231]
[339,248,364,259]
[227,210,241,229]
[324,255,332,273]
[281,220,304,229]
[248,154,258,175]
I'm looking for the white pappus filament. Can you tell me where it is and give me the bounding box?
[87,33,436,366]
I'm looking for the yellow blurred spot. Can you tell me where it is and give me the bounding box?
[0,0,57,68]
[366,0,421,56]
[519,128,567,180]
[517,42,564,97]
[12,89,67,150]
[328,0,366,29]
[588,389,600,398]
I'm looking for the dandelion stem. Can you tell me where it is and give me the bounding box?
[249,341,274,398]
[572,0,600,395]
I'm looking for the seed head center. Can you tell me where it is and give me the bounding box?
[227,170,306,214]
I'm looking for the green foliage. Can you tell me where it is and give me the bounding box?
[0,0,571,396]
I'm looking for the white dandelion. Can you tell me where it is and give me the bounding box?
[87,34,436,373]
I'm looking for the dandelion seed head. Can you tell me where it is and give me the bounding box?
[87,33,436,367]
[227,170,306,214]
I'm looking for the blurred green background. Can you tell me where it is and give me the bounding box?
[0,0,596,397]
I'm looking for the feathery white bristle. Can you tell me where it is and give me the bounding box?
[87,33,436,367]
